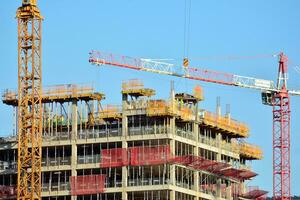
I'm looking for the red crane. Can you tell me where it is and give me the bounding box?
[89,51,300,200]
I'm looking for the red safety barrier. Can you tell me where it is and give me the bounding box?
[0,185,16,199]
[240,186,268,199]
[220,168,257,180]
[232,185,268,200]
[171,155,230,174]
[99,148,129,168]
[70,175,106,196]
[130,145,171,166]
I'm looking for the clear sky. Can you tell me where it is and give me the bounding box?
[1,0,300,195]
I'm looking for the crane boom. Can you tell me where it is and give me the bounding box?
[89,51,300,95]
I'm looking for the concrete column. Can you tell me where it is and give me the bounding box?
[122,108,128,200]
[170,117,176,200]
[193,122,199,199]
[216,132,222,199]
[71,100,78,200]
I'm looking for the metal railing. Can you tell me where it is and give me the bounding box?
[77,154,101,164]
[42,157,71,167]
[128,126,170,136]
[176,129,195,140]
[41,182,69,192]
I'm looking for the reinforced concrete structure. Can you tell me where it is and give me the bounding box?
[0,80,266,200]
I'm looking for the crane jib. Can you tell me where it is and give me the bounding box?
[89,52,300,96]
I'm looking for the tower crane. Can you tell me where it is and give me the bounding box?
[89,50,300,200]
[16,0,43,199]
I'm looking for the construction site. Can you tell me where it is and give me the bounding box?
[1,0,300,200]
[0,79,265,200]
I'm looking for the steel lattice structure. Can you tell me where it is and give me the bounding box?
[16,0,43,199]
[272,54,290,200]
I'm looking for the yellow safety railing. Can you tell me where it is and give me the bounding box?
[3,84,95,100]
[179,107,195,121]
[98,105,122,119]
[147,99,196,121]
[202,111,249,137]
[2,90,17,101]
[122,79,155,97]
[122,79,144,90]
[239,142,263,160]
[146,100,177,116]
[43,84,94,97]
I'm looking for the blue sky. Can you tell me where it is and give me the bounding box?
[1,0,300,195]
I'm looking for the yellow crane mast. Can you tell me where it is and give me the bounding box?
[16,0,43,199]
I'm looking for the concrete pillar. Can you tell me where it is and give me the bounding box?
[121,107,128,200]
[71,100,78,200]
[216,132,222,199]
[170,117,176,200]
[193,121,199,199]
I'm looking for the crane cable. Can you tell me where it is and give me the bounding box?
[183,0,192,68]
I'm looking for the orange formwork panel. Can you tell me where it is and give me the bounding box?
[99,148,129,168]
[70,175,106,196]
[130,145,171,166]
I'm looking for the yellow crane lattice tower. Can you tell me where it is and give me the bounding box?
[16,0,43,199]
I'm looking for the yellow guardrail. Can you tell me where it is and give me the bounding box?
[202,111,249,137]
[122,79,144,90]
[98,105,122,119]
[239,142,263,160]
[146,99,195,121]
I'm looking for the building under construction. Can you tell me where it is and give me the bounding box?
[0,79,267,200]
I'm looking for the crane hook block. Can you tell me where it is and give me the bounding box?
[183,58,189,68]
[22,0,37,6]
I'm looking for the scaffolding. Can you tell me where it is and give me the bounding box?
[96,105,122,120]
[2,84,104,106]
[122,79,155,97]
[239,142,263,160]
[201,110,249,138]
[0,81,265,200]
[146,100,177,116]
[146,99,195,122]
